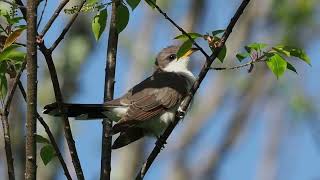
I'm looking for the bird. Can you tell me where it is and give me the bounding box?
[43,45,199,149]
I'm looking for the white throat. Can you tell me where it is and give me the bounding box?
[163,57,196,87]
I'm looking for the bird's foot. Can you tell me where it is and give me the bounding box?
[177,107,186,119]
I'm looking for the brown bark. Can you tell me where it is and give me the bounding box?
[25,0,38,179]
[101,0,120,179]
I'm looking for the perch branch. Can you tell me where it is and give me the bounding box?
[136,0,251,179]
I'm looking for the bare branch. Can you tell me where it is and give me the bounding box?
[18,82,72,180]
[136,0,252,179]
[210,53,267,71]
[25,0,38,178]
[38,43,85,180]
[145,0,209,59]
[40,0,70,37]
[0,113,15,180]
[100,0,120,179]
[49,0,86,51]
[37,0,48,30]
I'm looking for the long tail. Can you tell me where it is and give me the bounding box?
[43,102,109,119]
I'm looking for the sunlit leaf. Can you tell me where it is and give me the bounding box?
[92,9,108,40]
[126,0,141,10]
[40,145,56,165]
[36,135,50,144]
[4,27,26,49]
[174,33,202,41]
[247,42,268,51]
[266,54,287,79]
[177,40,192,59]
[116,3,130,33]
[276,46,311,65]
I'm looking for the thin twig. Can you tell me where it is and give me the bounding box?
[0,112,15,180]
[145,0,210,59]
[14,0,27,20]
[25,0,38,179]
[100,0,120,179]
[210,54,267,71]
[40,0,70,37]
[49,0,86,51]
[4,61,26,112]
[38,42,85,180]
[0,0,25,9]
[17,81,72,180]
[37,0,48,30]
[136,0,251,179]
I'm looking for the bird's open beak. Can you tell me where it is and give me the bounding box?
[180,47,200,59]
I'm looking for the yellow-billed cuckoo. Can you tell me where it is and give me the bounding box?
[43,45,198,149]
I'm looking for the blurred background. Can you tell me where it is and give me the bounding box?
[0,0,320,179]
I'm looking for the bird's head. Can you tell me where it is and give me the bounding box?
[155,45,199,73]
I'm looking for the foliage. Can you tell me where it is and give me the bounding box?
[36,135,56,165]
[174,28,310,79]
[64,0,157,40]
[0,5,26,99]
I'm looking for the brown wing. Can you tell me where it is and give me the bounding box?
[111,71,190,134]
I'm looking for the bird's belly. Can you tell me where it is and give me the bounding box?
[102,107,128,122]
[141,109,176,137]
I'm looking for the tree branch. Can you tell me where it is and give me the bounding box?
[25,0,38,178]
[145,0,209,59]
[14,0,84,178]
[37,0,48,30]
[38,43,85,180]
[100,0,120,179]
[40,0,70,37]
[49,0,86,51]
[136,0,251,179]
[0,113,15,180]
[18,81,72,180]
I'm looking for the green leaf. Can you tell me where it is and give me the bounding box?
[0,45,25,62]
[272,47,290,57]
[0,73,7,99]
[211,29,225,36]
[126,0,141,10]
[286,62,298,74]
[217,45,227,63]
[40,145,56,165]
[276,46,311,65]
[145,0,156,8]
[247,42,268,51]
[116,3,130,33]
[177,40,192,59]
[174,33,202,41]
[92,9,108,40]
[236,52,250,62]
[266,54,287,79]
[36,135,50,144]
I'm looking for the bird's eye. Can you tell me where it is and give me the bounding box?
[169,54,176,60]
